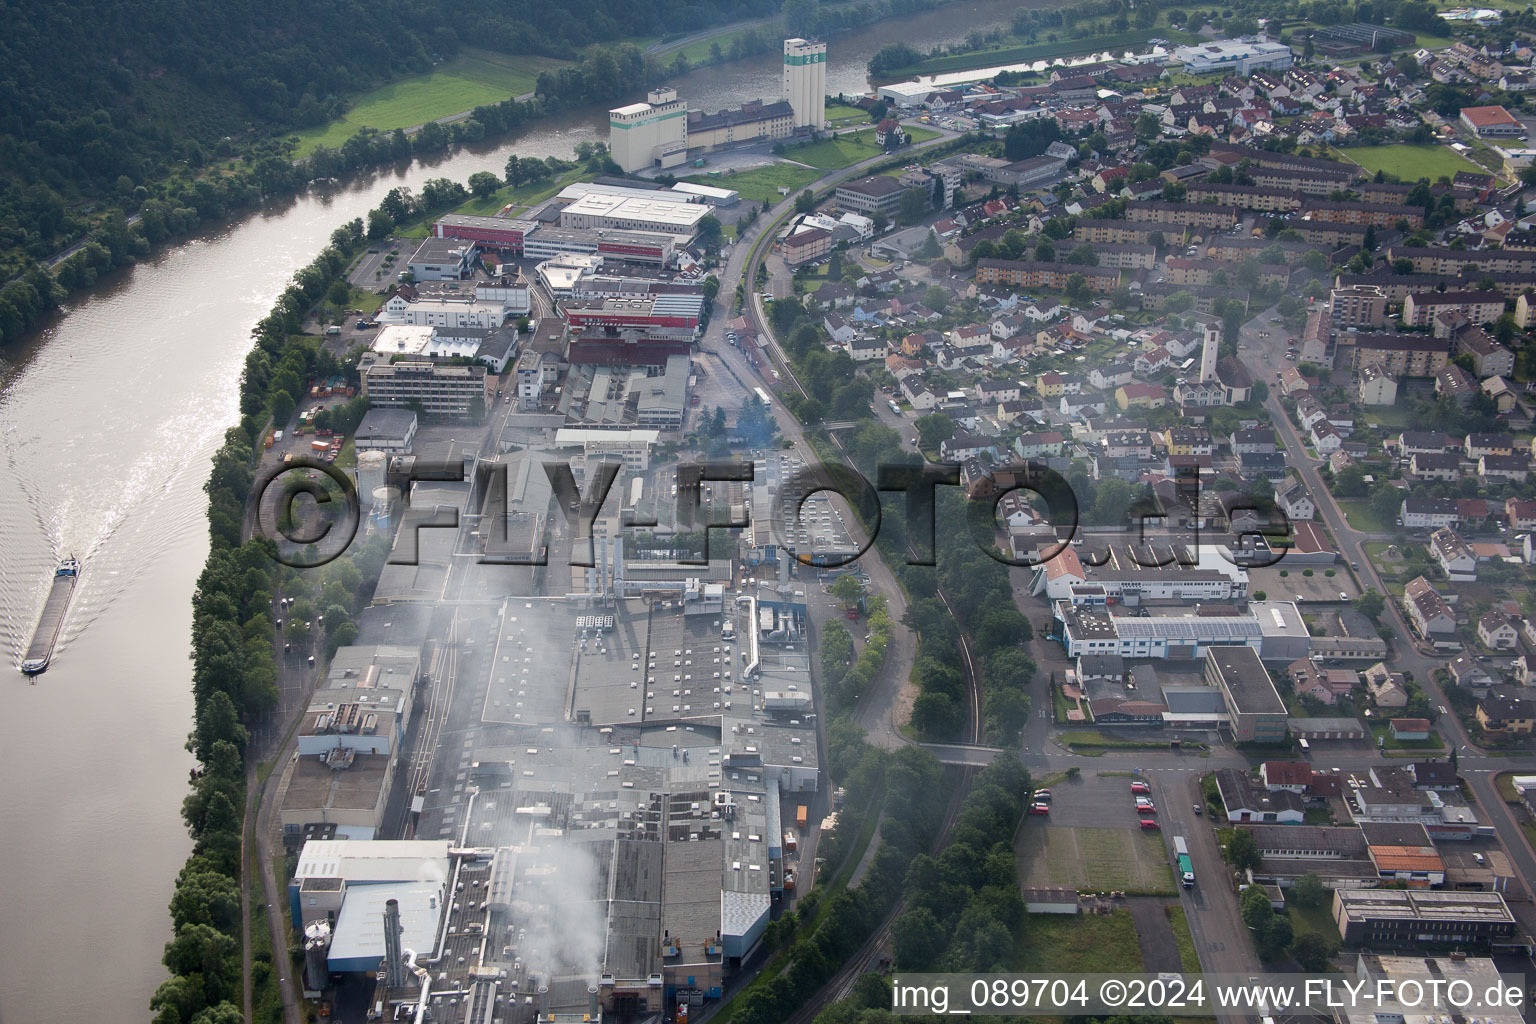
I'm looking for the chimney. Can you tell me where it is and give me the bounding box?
[538,984,551,1020]
[588,984,601,1020]
[382,898,406,990]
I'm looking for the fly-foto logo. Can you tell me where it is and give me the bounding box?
[249,457,1292,570]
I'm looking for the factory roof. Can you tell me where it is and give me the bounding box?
[328,880,446,966]
[1209,645,1286,715]
[295,839,452,884]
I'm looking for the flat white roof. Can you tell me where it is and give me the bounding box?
[295,839,452,883]
[611,102,652,116]
[562,193,710,228]
[372,324,436,355]
[671,181,739,202]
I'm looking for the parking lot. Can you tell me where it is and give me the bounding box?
[1016,771,1178,895]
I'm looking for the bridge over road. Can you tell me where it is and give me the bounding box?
[921,742,1005,767]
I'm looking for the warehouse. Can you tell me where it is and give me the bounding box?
[1332,889,1518,947]
[1206,645,1288,743]
[521,225,677,266]
[559,193,711,239]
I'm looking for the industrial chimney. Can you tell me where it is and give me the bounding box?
[382,898,406,990]
[588,984,601,1020]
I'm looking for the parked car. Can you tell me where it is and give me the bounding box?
[1193,804,1203,816]
[1029,803,1050,815]
[1033,789,1052,803]
[1139,818,1161,830]
[1130,781,1150,794]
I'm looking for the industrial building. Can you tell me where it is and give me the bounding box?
[521,226,677,266]
[559,192,711,239]
[686,100,796,151]
[1206,645,1288,742]
[560,294,704,343]
[1332,889,1518,948]
[1053,601,1310,661]
[783,38,827,129]
[609,87,690,173]
[1170,39,1295,75]
[1029,544,1250,603]
[405,236,478,281]
[361,359,488,420]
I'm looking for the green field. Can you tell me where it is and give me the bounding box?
[1018,825,1177,895]
[825,103,869,124]
[1168,906,1202,973]
[664,25,772,67]
[782,125,942,170]
[682,163,821,203]
[885,27,1201,77]
[1336,144,1486,183]
[1338,500,1394,534]
[1013,910,1145,972]
[290,51,568,157]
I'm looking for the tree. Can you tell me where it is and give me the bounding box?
[794,190,817,214]
[923,285,949,312]
[1353,589,1386,622]
[1227,828,1261,871]
[467,171,501,198]
[831,574,865,609]
[899,187,929,225]
[915,412,954,450]
[170,870,242,933]
[919,229,942,259]
[1291,932,1339,972]
[695,214,724,252]
[1289,872,1327,910]
[893,907,946,968]
[1064,273,1090,305]
[1064,244,1099,266]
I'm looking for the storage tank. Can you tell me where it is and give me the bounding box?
[357,449,387,509]
[303,920,332,993]
[371,485,401,529]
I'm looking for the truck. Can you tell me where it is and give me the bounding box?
[784,831,798,854]
[795,805,808,830]
[1173,836,1195,888]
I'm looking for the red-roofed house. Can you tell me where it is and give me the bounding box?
[1260,761,1313,792]
[1032,547,1086,598]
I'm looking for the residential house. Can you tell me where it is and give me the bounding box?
[1478,611,1519,650]
[1476,693,1536,734]
[1430,527,1478,581]
[1275,477,1315,521]
[1403,575,1458,642]
[1363,661,1410,707]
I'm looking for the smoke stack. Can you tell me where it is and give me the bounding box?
[382,898,406,990]
[588,984,600,1020]
[538,984,551,1020]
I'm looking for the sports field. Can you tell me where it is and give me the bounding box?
[1336,144,1485,182]
[290,51,568,157]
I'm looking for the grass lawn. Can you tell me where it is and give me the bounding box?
[1496,772,1524,803]
[1013,910,1144,972]
[289,50,567,157]
[825,103,869,124]
[665,26,769,66]
[1167,906,1202,973]
[781,126,941,170]
[683,163,820,203]
[453,167,592,217]
[1288,902,1337,942]
[1370,720,1445,750]
[1018,825,1178,895]
[1338,500,1393,533]
[1060,729,1199,752]
[1335,144,1486,183]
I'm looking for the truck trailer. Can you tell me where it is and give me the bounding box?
[1173,836,1194,888]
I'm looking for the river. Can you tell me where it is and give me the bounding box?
[0,1,1020,1019]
